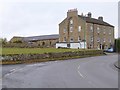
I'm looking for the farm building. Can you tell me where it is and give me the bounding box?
[10,34,59,47]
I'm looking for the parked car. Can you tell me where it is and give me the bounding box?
[106,48,114,53]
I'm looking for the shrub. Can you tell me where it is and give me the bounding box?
[13,40,22,43]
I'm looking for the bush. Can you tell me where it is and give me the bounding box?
[13,40,22,43]
[115,38,120,53]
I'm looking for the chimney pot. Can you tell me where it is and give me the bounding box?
[88,12,92,18]
[98,16,103,21]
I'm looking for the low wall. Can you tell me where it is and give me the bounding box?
[56,42,87,49]
[1,50,104,64]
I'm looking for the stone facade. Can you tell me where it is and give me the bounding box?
[10,35,59,48]
[10,36,23,43]
[35,39,59,47]
[59,9,114,49]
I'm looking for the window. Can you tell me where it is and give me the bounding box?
[67,43,70,47]
[103,38,106,42]
[90,44,93,48]
[91,37,93,42]
[103,29,106,34]
[78,36,81,41]
[109,32,111,35]
[50,41,52,45]
[90,26,93,32]
[63,28,66,33]
[70,19,73,25]
[70,37,74,42]
[70,26,73,32]
[97,37,100,42]
[64,37,66,42]
[38,44,40,46]
[78,26,81,32]
[109,39,111,43]
[109,30,111,35]
[105,45,108,49]
[42,42,45,46]
[97,27,100,33]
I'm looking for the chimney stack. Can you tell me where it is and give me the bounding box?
[67,8,78,18]
[98,16,103,21]
[88,12,92,18]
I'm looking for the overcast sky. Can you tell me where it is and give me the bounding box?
[118,1,120,37]
[0,0,119,41]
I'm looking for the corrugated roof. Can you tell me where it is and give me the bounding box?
[23,34,59,42]
[78,15,114,27]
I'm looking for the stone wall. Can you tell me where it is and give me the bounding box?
[4,39,59,48]
[2,50,104,61]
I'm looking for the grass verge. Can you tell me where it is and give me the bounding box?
[2,47,98,55]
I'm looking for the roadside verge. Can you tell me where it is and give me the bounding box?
[1,50,104,65]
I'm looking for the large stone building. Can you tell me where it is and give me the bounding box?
[57,9,114,49]
[10,9,114,49]
[10,34,59,47]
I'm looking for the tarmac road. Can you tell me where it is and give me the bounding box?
[2,54,118,88]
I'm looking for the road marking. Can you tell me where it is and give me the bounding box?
[4,73,12,77]
[77,64,83,78]
[78,71,84,78]
[27,63,46,67]
[10,68,17,72]
[78,65,80,69]
[4,67,25,77]
[77,64,85,78]
[88,81,97,88]
[27,64,39,67]
[4,68,19,77]
[17,68,24,71]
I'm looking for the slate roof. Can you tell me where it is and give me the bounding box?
[78,15,114,27]
[22,34,59,42]
[59,15,114,27]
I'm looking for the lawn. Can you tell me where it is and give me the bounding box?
[2,48,83,55]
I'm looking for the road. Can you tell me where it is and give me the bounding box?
[2,54,118,88]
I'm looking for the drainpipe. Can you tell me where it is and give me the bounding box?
[67,17,71,48]
[83,17,86,49]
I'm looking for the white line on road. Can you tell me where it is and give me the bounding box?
[4,73,12,77]
[27,63,46,67]
[77,64,84,78]
[78,65,80,69]
[4,67,25,77]
[78,71,84,78]
[77,65,96,87]
[4,68,19,77]
[10,68,18,72]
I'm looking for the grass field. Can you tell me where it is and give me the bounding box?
[2,48,85,55]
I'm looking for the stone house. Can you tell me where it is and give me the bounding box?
[57,9,114,49]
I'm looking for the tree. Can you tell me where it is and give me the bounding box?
[117,38,120,53]
[13,40,22,43]
[0,38,7,45]
[115,38,120,53]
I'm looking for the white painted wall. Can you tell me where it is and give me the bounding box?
[70,43,80,49]
[80,42,87,49]
[70,42,87,49]
[56,42,87,49]
[56,43,68,48]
